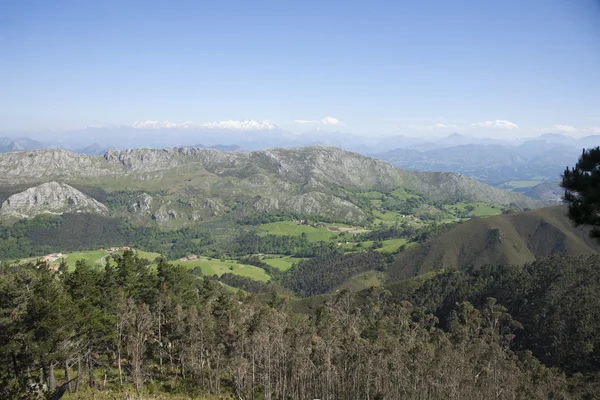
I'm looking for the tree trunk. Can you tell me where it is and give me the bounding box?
[48,361,56,392]
[117,347,123,386]
[158,306,163,369]
[26,366,32,386]
[65,360,72,393]
[87,353,95,388]
[75,355,81,392]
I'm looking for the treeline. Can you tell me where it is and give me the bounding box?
[0,214,214,261]
[215,273,286,294]
[0,214,134,260]
[281,247,386,296]
[360,221,459,244]
[2,252,596,399]
[0,214,335,262]
[391,255,600,375]
[232,231,321,258]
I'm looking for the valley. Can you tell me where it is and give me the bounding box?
[2,145,599,399]
[5,3,600,397]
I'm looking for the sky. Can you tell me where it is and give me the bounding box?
[1,0,600,138]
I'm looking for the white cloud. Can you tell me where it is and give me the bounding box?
[583,127,600,134]
[201,119,277,130]
[127,119,278,131]
[407,123,459,131]
[432,123,459,129]
[293,119,320,124]
[321,117,341,125]
[130,120,197,129]
[470,120,520,130]
[554,125,578,133]
[293,117,342,125]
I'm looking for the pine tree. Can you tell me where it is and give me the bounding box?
[562,146,600,237]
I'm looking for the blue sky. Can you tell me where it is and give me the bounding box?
[1,0,599,138]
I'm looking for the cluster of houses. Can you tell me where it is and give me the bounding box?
[105,246,131,252]
[40,253,65,263]
[178,255,198,262]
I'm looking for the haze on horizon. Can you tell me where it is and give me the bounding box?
[1,0,600,140]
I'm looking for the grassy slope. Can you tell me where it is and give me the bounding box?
[63,250,108,268]
[263,256,305,271]
[169,257,271,282]
[388,205,600,281]
[21,249,162,270]
[332,270,386,293]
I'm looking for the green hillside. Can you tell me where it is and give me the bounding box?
[388,205,600,281]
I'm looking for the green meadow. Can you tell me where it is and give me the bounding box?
[170,257,271,282]
[263,256,305,271]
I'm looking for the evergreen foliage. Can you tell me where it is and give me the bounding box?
[402,255,600,374]
[562,146,600,237]
[1,254,598,398]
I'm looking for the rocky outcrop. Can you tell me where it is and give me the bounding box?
[253,192,368,223]
[0,182,108,219]
[0,149,121,184]
[152,205,178,222]
[127,193,154,214]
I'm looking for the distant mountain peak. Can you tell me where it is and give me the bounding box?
[126,119,278,131]
[539,132,572,140]
[201,119,278,131]
[130,120,197,129]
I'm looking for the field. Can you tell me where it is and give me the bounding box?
[23,247,272,282]
[170,257,271,282]
[263,256,305,271]
[372,209,402,222]
[333,270,385,292]
[377,238,409,253]
[389,188,421,200]
[21,248,163,271]
[63,250,109,268]
[135,250,162,261]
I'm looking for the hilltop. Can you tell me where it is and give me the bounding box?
[0,146,543,225]
[388,205,599,281]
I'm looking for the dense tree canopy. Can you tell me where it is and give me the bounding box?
[3,253,600,399]
[562,146,600,237]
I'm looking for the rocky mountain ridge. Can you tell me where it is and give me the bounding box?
[0,146,544,224]
[0,182,108,219]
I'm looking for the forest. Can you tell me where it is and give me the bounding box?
[1,251,600,399]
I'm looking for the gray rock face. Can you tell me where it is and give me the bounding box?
[253,192,367,223]
[152,205,177,222]
[0,182,108,219]
[0,149,121,184]
[128,193,153,214]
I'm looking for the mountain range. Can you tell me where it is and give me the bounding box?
[0,129,595,204]
[3,125,598,154]
[0,146,543,226]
